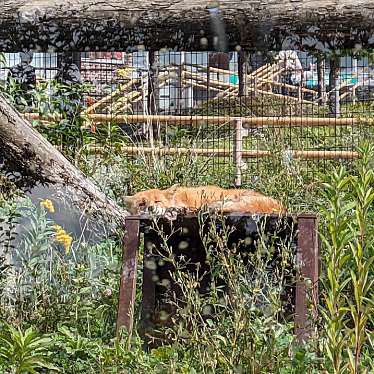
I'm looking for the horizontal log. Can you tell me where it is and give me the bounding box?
[2,1,374,52]
[182,79,223,93]
[88,145,359,160]
[24,113,359,127]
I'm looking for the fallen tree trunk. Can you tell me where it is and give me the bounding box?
[0,95,128,224]
[1,1,374,52]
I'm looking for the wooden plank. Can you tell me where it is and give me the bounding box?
[116,219,140,336]
[255,77,318,95]
[295,215,319,343]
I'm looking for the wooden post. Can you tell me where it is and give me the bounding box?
[295,214,319,343]
[317,56,326,104]
[335,85,340,118]
[298,80,302,102]
[176,54,183,113]
[329,56,340,118]
[148,51,159,115]
[253,76,258,97]
[233,118,244,187]
[28,112,360,127]
[141,242,156,330]
[116,218,140,336]
[147,51,159,141]
[238,50,249,97]
[72,52,81,71]
[352,58,358,104]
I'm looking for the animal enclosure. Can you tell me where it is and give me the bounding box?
[1,0,374,371]
[2,50,373,192]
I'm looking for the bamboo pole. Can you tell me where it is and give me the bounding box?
[215,86,317,105]
[264,67,285,81]
[183,63,317,97]
[84,79,139,114]
[255,76,317,95]
[89,145,271,157]
[339,78,369,101]
[352,58,358,104]
[181,78,223,93]
[84,71,171,115]
[87,145,359,160]
[290,150,359,159]
[89,114,357,127]
[255,64,272,79]
[185,63,266,79]
[184,63,280,87]
[183,70,317,105]
[23,113,359,127]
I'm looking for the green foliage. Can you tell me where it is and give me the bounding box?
[1,149,374,372]
[1,77,95,159]
[319,143,374,373]
[143,215,320,373]
[0,175,19,206]
[0,322,58,373]
[0,198,120,337]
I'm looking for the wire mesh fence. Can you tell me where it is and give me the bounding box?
[1,50,373,190]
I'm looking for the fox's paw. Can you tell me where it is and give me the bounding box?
[164,207,188,221]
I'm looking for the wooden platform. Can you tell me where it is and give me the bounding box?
[116,213,319,344]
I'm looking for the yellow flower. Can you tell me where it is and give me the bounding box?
[40,199,55,213]
[53,225,73,254]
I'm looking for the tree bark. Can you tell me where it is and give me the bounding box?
[2,1,374,52]
[0,95,128,224]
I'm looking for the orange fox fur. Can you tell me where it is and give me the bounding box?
[123,185,286,216]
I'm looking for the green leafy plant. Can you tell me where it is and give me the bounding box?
[144,214,320,373]
[0,322,59,373]
[320,143,374,373]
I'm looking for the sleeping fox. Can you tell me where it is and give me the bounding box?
[123,185,286,217]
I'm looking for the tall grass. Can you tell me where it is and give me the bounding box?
[1,145,374,371]
[141,214,319,373]
[319,144,374,374]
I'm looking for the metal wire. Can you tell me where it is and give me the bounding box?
[1,50,373,186]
